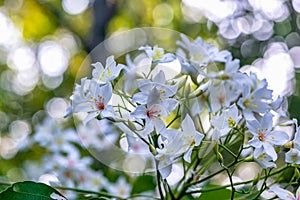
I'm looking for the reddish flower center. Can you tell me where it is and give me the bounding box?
[146,109,159,119]
[95,100,105,110]
[218,94,226,105]
[64,170,72,178]
[258,131,266,142]
[78,175,86,183]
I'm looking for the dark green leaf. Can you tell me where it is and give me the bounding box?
[0,181,66,200]
[131,175,156,194]
[181,194,196,200]
[0,184,9,193]
[198,186,232,200]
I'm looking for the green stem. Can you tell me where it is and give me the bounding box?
[176,160,238,199]
[187,159,238,187]
[164,179,176,200]
[174,153,203,193]
[114,90,136,107]
[254,169,271,199]
[197,115,205,135]
[114,120,150,147]
[54,186,124,199]
[219,144,237,159]
[222,164,235,200]
[156,167,164,200]
[185,165,290,195]
[128,194,161,200]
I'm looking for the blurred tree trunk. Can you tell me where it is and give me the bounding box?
[88,0,116,62]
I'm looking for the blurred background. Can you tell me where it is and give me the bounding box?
[0,0,300,188]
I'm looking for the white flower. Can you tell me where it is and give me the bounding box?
[285,119,300,164]
[106,177,131,198]
[208,84,233,113]
[156,114,204,179]
[254,152,276,168]
[237,82,272,121]
[247,113,289,161]
[71,80,115,125]
[33,117,79,153]
[211,104,242,141]
[92,55,124,84]
[131,103,168,131]
[293,120,300,150]
[156,131,184,179]
[176,34,231,77]
[126,134,152,155]
[181,115,204,163]
[206,58,245,109]
[77,169,108,192]
[139,45,176,63]
[77,119,118,150]
[132,70,178,112]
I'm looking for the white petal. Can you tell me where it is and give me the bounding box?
[101,106,115,118]
[153,70,166,84]
[99,83,112,104]
[147,87,160,107]
[132,92,148,104]
[266,131,289,146]
[182,114,196,134]
[159,164,172,179]
[269,186,295,200]
[246,120,260,136]
[263,143,277,161]
[83,112,98,126]
[164,98,178,112]
[183,148,193,163]
[106,55,116,68]
[261,112,273,130]
[131,106,147,119]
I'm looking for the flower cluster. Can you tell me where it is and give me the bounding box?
[64,34,299,199]
[26,117,133,199]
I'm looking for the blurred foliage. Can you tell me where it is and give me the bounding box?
[289,72,300,121]
[0,0,92,179]
[107,0,219,43]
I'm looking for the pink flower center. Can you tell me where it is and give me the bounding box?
[95,99,105,110]
[146,109,159,119]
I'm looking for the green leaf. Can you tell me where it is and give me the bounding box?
[181,194,196,200]
[0,184,9,193]
[288,95,300,122]
[131,175,156,194]
[198,186,232,200]
[0,181,66,200]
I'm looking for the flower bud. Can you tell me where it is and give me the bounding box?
[213,142,223,163]
[293,168,300,180]
[149,144,157,156]
[283,141,293,149]
[252,173,260,186]
[216,151,223,164]
[127,120,137,131]
[243,155,254,162]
